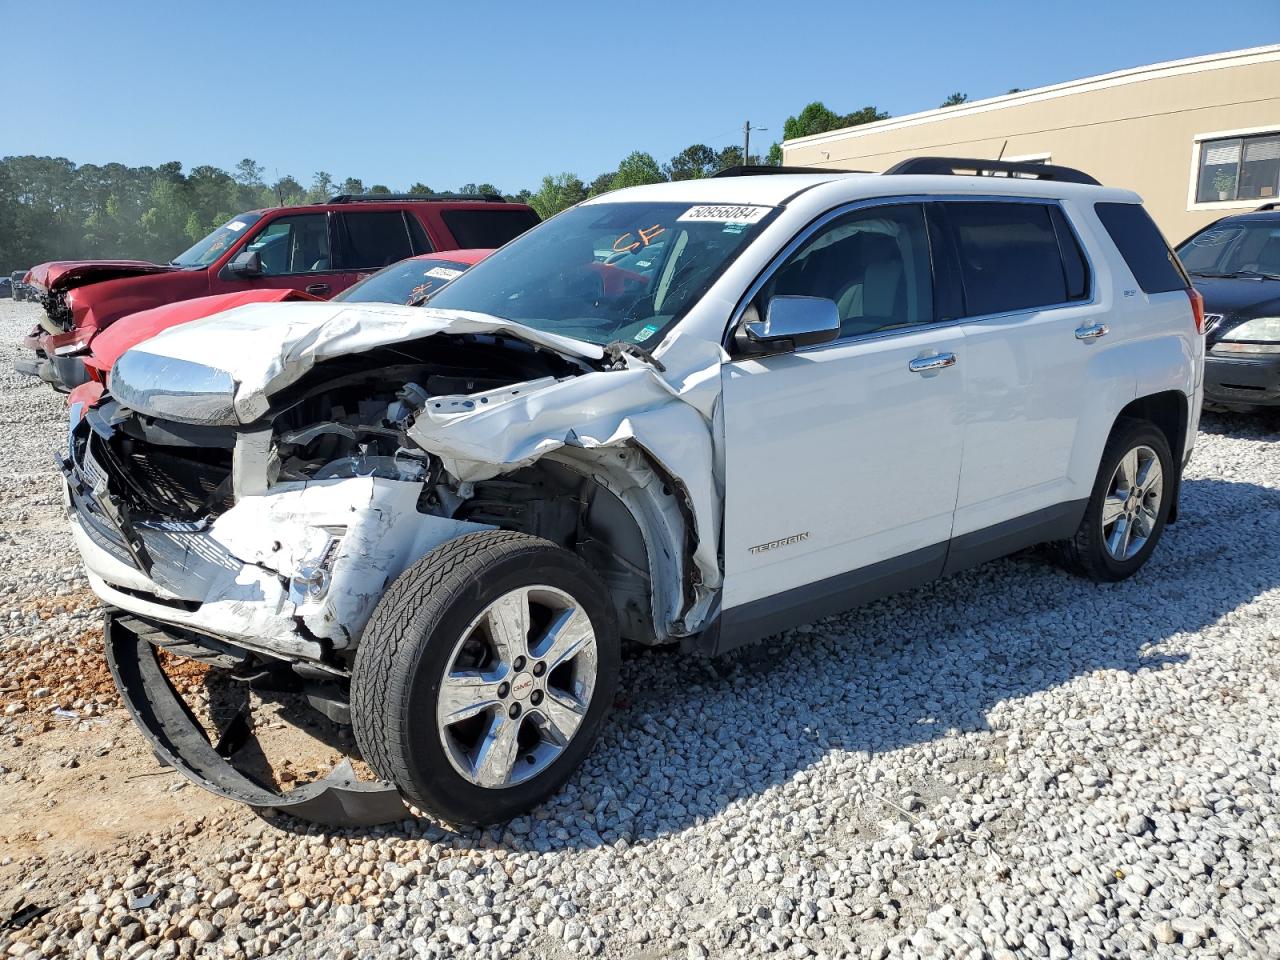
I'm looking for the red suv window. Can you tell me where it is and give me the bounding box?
[338,211,419,270]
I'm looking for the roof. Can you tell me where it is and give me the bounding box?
[590,170,1135,209]
[784,44,1280,150]
[583,173,872,207]
[414,248,493,265]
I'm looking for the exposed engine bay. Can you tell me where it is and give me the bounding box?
[62,302,726,824]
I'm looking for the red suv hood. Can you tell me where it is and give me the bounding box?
[84,289,323,377]
[26,260,176,295]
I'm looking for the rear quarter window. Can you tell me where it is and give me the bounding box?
[1094,202,1188,294]
[442,208,540,249]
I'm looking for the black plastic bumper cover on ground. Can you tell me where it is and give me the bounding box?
[104,611,408,827]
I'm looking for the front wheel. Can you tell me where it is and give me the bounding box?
[350,531,619,826]
[1059,418,1174,582]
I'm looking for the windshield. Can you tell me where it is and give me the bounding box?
[426,201,775,346]
[333,257,476,305]
[169,213,262,267]
[1177,220,1280,279]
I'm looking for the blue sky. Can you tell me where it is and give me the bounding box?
[1,0,1272,193]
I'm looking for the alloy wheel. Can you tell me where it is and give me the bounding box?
[1101,444,1163,562]
[436,585,599,788]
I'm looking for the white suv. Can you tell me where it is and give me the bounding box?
[63,158,1205,826]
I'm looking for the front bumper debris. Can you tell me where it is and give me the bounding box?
[104,611,408,827]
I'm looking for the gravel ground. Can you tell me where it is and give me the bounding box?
[1,296,1279,959]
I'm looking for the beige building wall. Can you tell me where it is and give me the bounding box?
[783,46,1280,243]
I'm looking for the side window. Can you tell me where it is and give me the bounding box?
[1048,206,1090,301]
[339,211,416,270]
[441,209,540,249]
[405,214,434,255]
[245,214,331,275]
[1094,202,1188,294]
[759,204,934,339]
[946,202,1075,316]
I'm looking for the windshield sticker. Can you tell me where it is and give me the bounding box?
[634,323,660,343]
[677,204,771,224]
[425,266,463,281]
[226,220,248,232]
[722,223,747,235]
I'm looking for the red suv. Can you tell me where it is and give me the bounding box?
[18,194,538,391]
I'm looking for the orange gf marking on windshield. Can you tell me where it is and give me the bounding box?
[612,224,666,255]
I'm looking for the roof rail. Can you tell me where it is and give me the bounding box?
[883,156,1101,186]
[322,192,506,204]
[1256,201,1280,211]
[712,164,860,178]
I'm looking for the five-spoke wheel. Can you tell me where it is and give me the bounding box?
[437,585,598,788]
[351,531,619,826]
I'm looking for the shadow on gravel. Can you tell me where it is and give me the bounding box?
[264,469,1279,850]
[1198,407,1280,438]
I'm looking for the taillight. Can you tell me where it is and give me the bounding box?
[1187,287,1205,334]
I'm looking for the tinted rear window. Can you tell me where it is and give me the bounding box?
[946,202,1084,316]
[442,208,540,249]
[340,211,415,270]
[1094,202,1187,294]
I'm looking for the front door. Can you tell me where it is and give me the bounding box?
[720,202,965,627]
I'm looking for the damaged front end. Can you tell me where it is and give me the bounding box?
[66,309,723,823]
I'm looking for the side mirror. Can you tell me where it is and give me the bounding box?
[226,250,263,277]
[741,296,840,353]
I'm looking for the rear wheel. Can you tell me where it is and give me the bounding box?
[351,531,619,825]
[1060,418,1174,582]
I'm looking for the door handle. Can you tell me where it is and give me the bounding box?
[908,352,957,373]
[1075,323,1108,341]
[305,283,331,296]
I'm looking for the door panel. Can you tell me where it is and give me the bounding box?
[936,200,1118,537]
[721,329,965,610]
[211,213,356,297]
[951,303,1111,535]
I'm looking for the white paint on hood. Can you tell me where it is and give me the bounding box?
[122,300,605,423]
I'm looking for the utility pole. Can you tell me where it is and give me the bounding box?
[743,119,767,165]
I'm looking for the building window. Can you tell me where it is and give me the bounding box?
[1196,133,1280,203]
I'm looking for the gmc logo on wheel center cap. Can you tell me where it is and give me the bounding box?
[511,674,535,699]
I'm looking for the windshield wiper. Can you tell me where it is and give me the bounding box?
[1189,271,1235,278]
[1233,270,1280,281]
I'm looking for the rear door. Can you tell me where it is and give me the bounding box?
[937,198,1123,564]
[333,209,425,291]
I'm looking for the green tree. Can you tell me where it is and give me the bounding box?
[339,177,365,196]
[587,171,616,197]
[529,173,587,219]
[367,184,392,195]
[610,152,666,190]
[309,171,335,202]
[665,144,718,181]
[234,158,264,188]
[940,92,969,107]
[407,182,434,195]
[781,102,889,142]
[271,175,306,205]
[765,143,783,166]
[714,145,744,171]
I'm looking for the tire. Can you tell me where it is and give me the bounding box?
[350,530,620,826]
[1059,418,1174,582]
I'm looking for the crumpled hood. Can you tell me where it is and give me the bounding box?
[25,259,175,295]
[111,300,608,425]
[86,288,323,376]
